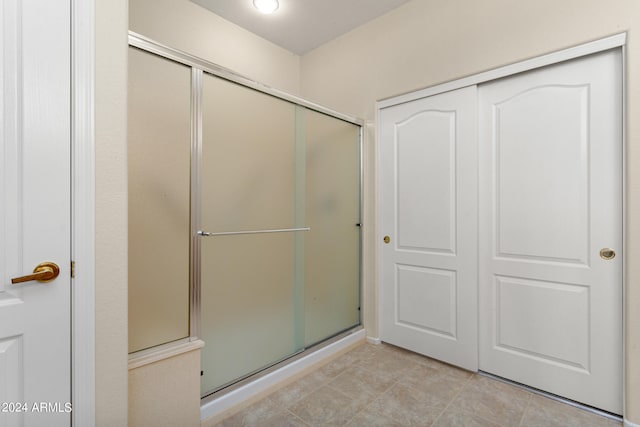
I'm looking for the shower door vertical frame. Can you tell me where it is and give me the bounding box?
[293,105,307,350]
[358,125,364,326]
[190,67,203,340]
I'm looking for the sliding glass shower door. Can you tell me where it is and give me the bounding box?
[200,74,301,393]
[126,35,361,398]
[200,73,361,396]
[303,110,361,346]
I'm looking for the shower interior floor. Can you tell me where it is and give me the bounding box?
[202,341,621,427]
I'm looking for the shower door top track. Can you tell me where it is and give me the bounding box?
[128,31,364,127]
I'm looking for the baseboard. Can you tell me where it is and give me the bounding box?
[625,419,640,427]
[200,328,366,422]
[366,336,381,345]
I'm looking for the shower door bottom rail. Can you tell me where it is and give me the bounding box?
[197,227,310,237]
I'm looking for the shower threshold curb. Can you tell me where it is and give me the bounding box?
[200,328,366,422]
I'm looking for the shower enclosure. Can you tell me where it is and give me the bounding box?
[127,33,362,398]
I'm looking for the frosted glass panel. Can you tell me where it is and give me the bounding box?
[200,73,299,394]
[200,234,297,392]
[128,48,191,353]
[304,110,361,345]
[200,74,296,232]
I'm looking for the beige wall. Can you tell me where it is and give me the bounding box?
[96,0,129,425]
[129,350,201,427]
[299,0,640,422]
[129,0,301,95]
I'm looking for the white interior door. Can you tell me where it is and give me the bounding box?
[478,49,622,414]
[1,1,72,426]
[379,86,478,371]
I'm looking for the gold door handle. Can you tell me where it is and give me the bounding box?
[383,235,391,244]
[599,248,616,260]
[11,262,60,284]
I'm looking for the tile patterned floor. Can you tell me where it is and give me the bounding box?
[203,342,621,427]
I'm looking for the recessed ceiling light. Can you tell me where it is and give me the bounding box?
[253,0,279,14]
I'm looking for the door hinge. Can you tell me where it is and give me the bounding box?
[71,261,76,278]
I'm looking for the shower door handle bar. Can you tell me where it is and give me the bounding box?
[197,227,310,237]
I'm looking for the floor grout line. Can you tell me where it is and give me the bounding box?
[517,395,534,427]
[210,343,623,427]
[340,378,403,426]
[284,408,312,426]
[425,370,476,427]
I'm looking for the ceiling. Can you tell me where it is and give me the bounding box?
[190,0,411,55]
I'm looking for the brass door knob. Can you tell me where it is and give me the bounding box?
[383,235,391,244]
[11,262,60,284]
[599,248,616,260]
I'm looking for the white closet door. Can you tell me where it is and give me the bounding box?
[478,49,622,414]
[379,86,478,371]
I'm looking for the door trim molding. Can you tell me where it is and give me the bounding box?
[377,32,626,109]
[71,0,96,424]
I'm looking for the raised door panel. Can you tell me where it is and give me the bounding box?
[495,85,589,264]
[0,336,23,424]
[494,276,589,371]
[396,111,456,254]
[396,265,457,339]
